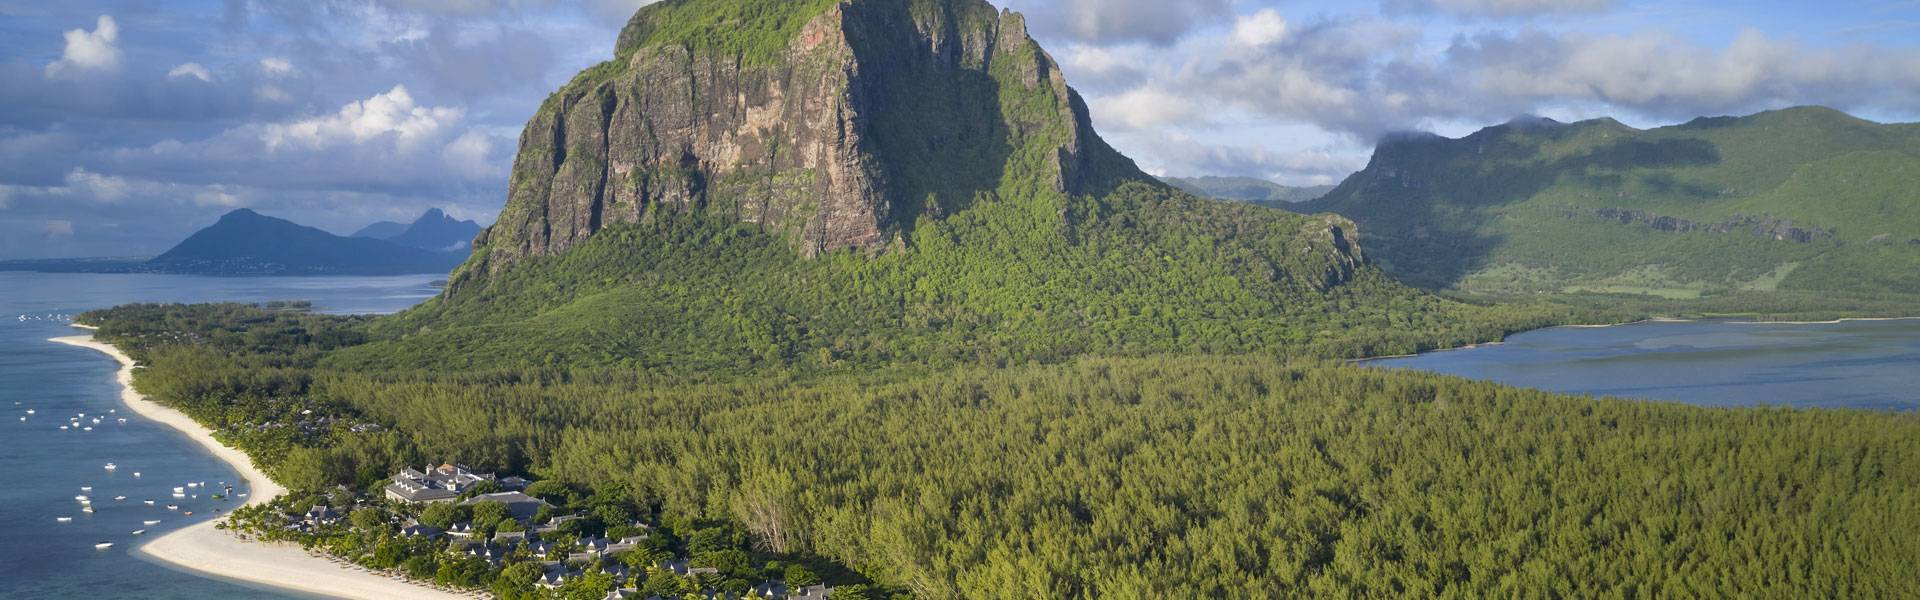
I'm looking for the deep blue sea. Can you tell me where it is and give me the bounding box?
[1372,319,1920,410]
[0,272,439,600]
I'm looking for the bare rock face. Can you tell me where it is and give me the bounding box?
[461,0,1146,284]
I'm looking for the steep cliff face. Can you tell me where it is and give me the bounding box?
[462,0,1147,284]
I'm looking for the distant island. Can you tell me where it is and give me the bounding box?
[1162,175,1334,206]
[0,208,482,276]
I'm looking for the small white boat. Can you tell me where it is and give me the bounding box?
[24,409,34,415]
[144,520,162,526]
[81,486,92,492]
[143,500,155,506]
[56,517,73,523]
[117,418,127,424]
[237,493,248,498]
[165,505,178,511]
[132,472,141,478]
[82,506,94,513]
[82,427,92,432]
[187,482,199,488]
[172,487,185,494]
[91,418,100,424]
[110,409,117,413]
[79,499,91,506]
[131,530,146,536]
[94,542,113,550]
[76,495,89,501]
[59,426,69,430]
[172,493,185,498]
[113,496,126,501]
[103,463,116,470]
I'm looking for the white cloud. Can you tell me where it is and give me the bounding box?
[43,220,75,237]
[0,186,13,209]
[167,62,213,82]
[1094,87,1209,131]
[260,57,296,76]
[442,130,500,179]
[45,15,123,78]
[1230,10,1289,48]
[64,168,131,202]
[193,188,247,208]
[263,85,463,151]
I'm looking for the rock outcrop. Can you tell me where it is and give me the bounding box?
[1591,208,1836,243]
[459,0,1147,285]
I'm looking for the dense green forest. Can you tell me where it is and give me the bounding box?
[345,183,1577,376]
[1301,107,1920,310]
[84,303,1920,598]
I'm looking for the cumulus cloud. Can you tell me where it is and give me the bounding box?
[1384,0,1617,18]
[1080,17,1920,141]
[43,220,75,237]
[263,85,462,151]
[1230,10,1289,48]
[168,62,214,82]
[260,57,297,76]
[64,168,132,202]
[45,15,123,78]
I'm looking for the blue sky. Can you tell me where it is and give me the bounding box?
[2,0,1918,259]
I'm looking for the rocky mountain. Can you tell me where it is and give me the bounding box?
[148,209,468,275]
[351,0,1522,374]
[457,0,1150,286]
[1163,176,1334,206]
[1298,107,1920,301]
[386,208,485,252]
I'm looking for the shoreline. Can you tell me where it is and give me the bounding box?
[50,329,470,600]
[1359,315,1918,363]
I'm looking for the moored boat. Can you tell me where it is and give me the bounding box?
[94,542,113,550]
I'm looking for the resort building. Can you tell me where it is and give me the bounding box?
[384,463,523,503]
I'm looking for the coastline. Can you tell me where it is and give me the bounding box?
[50,329,470,600]
[1361,315,1920,363]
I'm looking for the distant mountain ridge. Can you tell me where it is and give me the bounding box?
[352,221,409,240]
[385,208,484,252]
[1162,176,1334,206]
[1297,106,1920,302]
[148,209,468,275]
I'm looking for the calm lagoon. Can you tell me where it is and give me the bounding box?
[1371,318,1920,411]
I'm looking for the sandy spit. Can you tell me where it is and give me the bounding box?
[51,331,470,600]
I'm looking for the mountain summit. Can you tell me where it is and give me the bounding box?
[460,0,1146,284]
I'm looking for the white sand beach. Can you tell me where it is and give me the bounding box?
[51,331,469,600]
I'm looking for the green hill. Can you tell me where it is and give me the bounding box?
[1300,108,1920,307]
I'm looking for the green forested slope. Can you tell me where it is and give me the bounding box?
[341,182,1562,375]
[1301,107,1920,308]
[83,304,1920,598]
